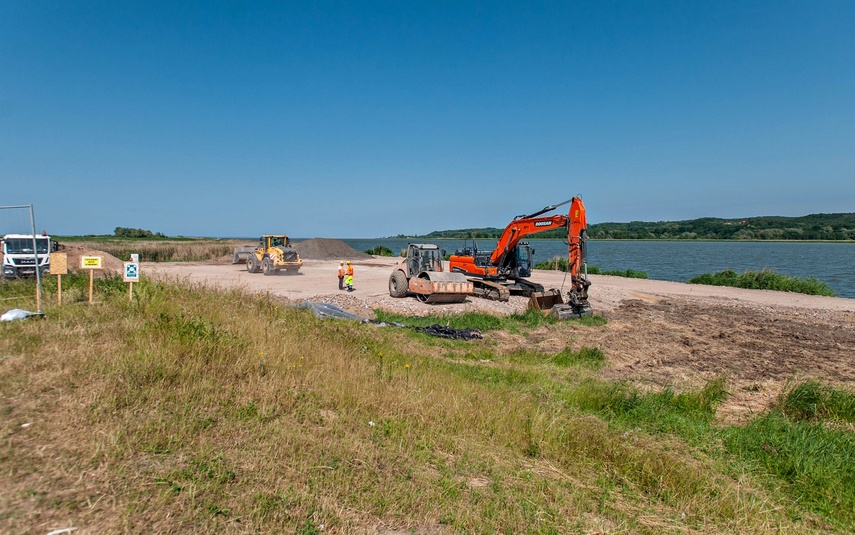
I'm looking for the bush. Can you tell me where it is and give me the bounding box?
[364,245,395,257]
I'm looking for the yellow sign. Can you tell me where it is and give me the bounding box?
[81,256,103,269]
[50,252,68,275]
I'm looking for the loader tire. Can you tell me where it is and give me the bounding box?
[262,258,274,276]
[247,255,260,273]
[389,271,408,298]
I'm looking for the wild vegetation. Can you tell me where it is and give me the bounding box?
[412,212,855,241]
[57,236,242,262]
[1,274,853,532]
[535,256,649,279]
[688,269,837,297]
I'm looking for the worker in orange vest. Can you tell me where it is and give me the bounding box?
[345,261,354,291]
[337,261,345,290]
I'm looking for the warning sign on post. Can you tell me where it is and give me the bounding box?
[123,262,140,282]
[81,256,102,269]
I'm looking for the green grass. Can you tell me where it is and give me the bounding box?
[723,413,855,525]
[688,269,836,296]
[2,275,853,532]
[375,308,607,333]
[535,256,649,279]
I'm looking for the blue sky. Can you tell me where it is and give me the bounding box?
[1,1,853,238]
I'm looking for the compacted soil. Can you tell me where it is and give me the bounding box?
[142,239,855,423]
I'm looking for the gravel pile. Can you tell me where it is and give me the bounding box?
[294,238,373,261]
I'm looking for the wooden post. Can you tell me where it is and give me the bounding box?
[57,274,62,305]
[80,255,102,305]
[129,281,133,301]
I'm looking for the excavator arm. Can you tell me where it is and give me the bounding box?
[490,213,569,270]
[490,197,587,278]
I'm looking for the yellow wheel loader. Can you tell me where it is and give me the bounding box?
[246,235,303,275]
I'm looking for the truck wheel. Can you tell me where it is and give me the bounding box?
[262,258,273,275]
[389,271,408,297]
[247,256,260,273]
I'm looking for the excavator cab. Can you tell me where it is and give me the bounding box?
[515,242,534,278]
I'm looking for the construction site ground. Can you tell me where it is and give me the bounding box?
[141,240,855,425]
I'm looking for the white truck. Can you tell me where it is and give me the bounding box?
[1,234,54,279]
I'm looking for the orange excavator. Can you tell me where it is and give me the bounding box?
[449,196,592,317]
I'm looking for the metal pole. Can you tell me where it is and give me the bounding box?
[28,205,43,313]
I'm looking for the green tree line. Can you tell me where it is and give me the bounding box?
[114,227,166,238]
[410,213,855,241]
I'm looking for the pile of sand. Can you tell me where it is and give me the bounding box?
[294,238,373,261]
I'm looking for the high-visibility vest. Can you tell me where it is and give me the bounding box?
[346,265,354,276]
[337,266,344,277]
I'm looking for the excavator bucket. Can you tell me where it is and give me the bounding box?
[527,289,564,311]
[548,303,593,319]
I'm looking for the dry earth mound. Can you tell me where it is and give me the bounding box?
[295,238,373,261]
[61,245,125,276]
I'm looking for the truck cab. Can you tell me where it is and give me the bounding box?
[1,234,53,279]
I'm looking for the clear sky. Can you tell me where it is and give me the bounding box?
[1,1,853,238]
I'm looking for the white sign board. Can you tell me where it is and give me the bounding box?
[123,262,140,282]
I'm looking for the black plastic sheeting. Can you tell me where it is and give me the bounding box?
[298,302,482,340]
[300,301,369,322]
[415,324,483,340]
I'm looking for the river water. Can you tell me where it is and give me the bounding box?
[330,239,855,298]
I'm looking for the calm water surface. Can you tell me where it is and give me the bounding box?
[332,239,855,299]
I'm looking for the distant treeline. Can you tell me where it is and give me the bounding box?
[114,227,166,238]
[400,213,855,241]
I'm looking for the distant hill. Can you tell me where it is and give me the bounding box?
[400,213,855,241]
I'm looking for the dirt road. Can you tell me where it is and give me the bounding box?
[144,256,855,422]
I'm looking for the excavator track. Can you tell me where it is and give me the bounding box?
[468,278,511,302]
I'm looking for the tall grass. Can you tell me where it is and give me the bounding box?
[1,276,851,532]
[775,381,855,423]
[59,237,242,262]
[688,269,836,296]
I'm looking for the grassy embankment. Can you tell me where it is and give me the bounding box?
[2,273,854,533]
[689,270,836,297]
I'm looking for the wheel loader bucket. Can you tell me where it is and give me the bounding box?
[528,289,564,311]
